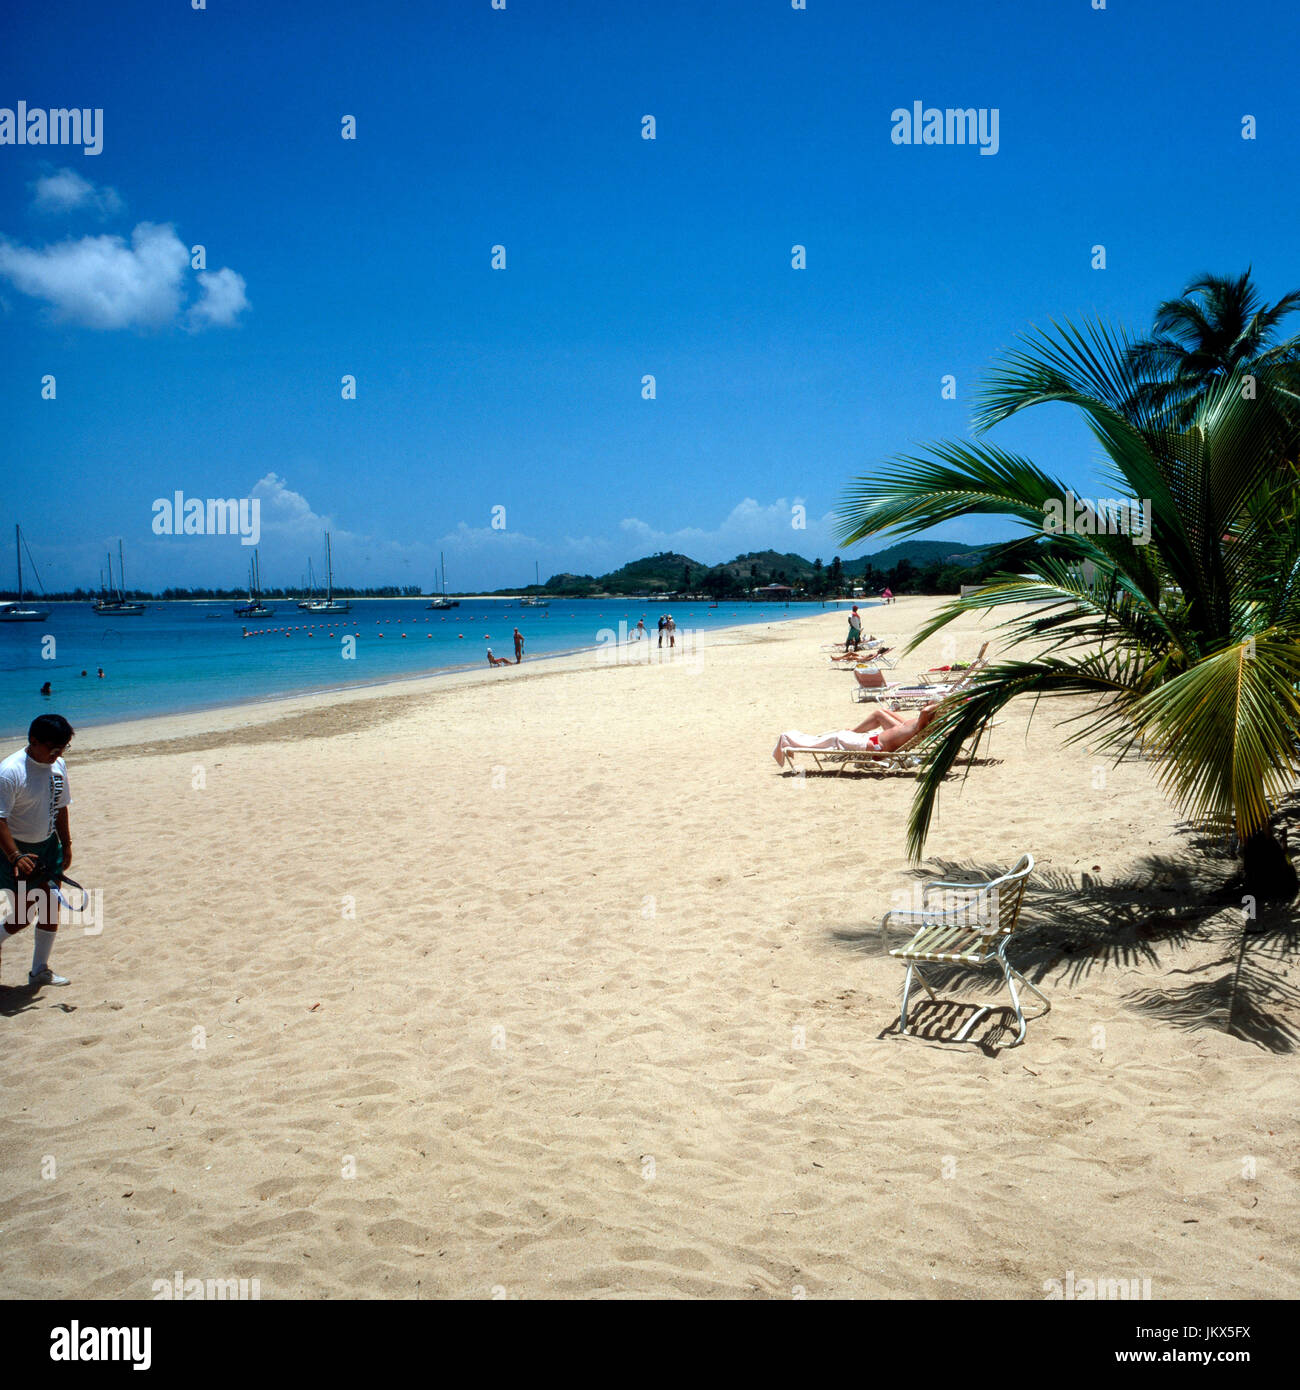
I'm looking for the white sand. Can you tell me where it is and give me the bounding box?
[2,597,1296,1299]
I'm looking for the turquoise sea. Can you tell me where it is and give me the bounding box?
[0,597,853,738]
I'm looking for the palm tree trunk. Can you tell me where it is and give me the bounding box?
[1242,828,1298,904]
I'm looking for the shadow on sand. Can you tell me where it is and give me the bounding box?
[832,837,1300,1053]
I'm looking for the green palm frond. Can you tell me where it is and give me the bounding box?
[837,442,1068,548]
[837,294,1300,871]
[905,652,1155,857]
[1122,637,1300,839]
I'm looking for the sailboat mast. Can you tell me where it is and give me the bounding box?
[441,551,447,597]
[15,525,22,601]
[118,539,126,600]
[325,532,333,604]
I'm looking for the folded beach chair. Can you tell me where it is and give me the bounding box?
[882,853,1047,1046]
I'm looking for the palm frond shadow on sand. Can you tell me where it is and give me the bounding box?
[834,851,1300,1053]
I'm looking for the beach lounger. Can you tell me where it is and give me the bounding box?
[883,852,1047,1046]
[853,671,929,703]
[784,742,924,775]
[914,641,988,687]
[885,656,988,709]
[775,714,930,774]
[827,642,886,666]
[854,670,960,704]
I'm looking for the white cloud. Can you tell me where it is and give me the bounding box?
[617,497,843,563]
[251,473,355,541]
[30,167,123,217]
[434,520,543,550]
[0,222,188,329]
[0,219,247,332]
[188,267,249,329]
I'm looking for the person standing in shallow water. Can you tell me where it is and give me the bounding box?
[0,712,75,987]
[513,627,524,663]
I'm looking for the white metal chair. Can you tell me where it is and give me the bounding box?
[883,853,1047,1046]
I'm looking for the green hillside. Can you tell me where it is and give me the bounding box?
[511,537,1009,599]
[708,550,818,583]
[846,540,984,574]
[538,552,706,596]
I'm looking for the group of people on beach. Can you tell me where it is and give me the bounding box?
[486,627,526,668]
[625,615,675,646]
[772,598,940,768]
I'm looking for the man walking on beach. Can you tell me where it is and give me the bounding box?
[657,614,667,647]
[513,627,524,663]
[0,713,75,987]
[846,604,863,651]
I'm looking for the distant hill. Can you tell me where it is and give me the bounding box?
[708,550,818,583]
[520,538,1000,599]
[542,551,706,596]
[847,540,985,574]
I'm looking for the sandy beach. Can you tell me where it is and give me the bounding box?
[2,597,1296,1300]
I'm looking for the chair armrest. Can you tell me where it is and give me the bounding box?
[880,907,928,934]
[922,879,985,901]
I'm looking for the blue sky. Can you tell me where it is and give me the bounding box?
[2,0,1297,593]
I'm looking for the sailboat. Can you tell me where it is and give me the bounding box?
[234,550,275,618]
[301,532,350,613]
[297,557,318,610]
[0,525,51,622]
[427,551,460,609]
[92,541,146,615]
[520,560,550,607]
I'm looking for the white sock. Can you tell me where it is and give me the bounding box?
[31,928,56,975]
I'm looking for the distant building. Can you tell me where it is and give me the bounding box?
[754,583,795,600]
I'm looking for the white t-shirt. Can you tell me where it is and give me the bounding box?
[0,748,71,843]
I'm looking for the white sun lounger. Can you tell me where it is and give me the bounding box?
[882,853,1047,1046]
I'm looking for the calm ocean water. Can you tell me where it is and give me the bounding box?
[0,598,853,738]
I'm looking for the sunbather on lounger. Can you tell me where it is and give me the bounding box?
[829,643,887,664]
[772,702,940,767]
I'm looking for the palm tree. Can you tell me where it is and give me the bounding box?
[1126,269,1300,424]
[838,318,1300,901]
